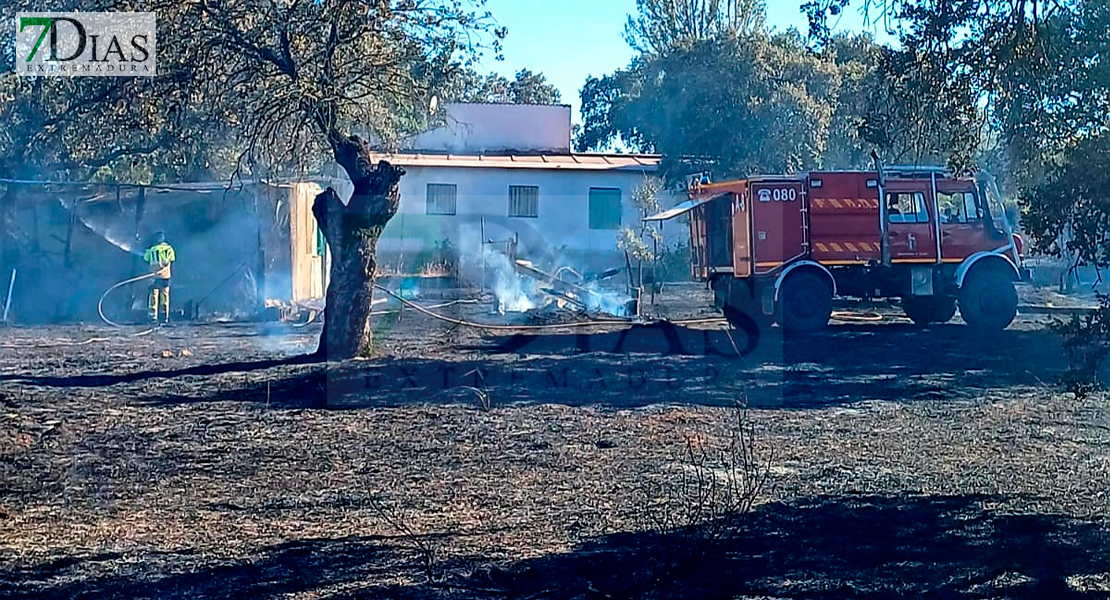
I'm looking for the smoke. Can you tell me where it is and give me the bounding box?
[580,280,633,317]
[482,245,538,313]
[432,218,635,319]
[480,245,634,318]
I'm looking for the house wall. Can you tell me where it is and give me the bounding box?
[373,166,686,279]
[409,104,572,153]
[2,183,270,323]
[287,182,326,302]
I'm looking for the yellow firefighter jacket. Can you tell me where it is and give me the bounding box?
[144,242,176,279]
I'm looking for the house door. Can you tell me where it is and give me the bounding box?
[884,181,937,262]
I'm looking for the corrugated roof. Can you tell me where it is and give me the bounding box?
[644,199,711,221]
[367,152,662,171]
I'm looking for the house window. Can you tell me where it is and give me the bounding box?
[508,185,539,218]
[589,187,622,229]
[886,192,929,224]
[426,183,457,215]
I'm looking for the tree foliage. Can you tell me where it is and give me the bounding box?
[1023,134,1110,266]
[441,68,561,105]
[619,176,665,264]
[580,0,986,179]
[625,0,766,55]
[805,0,1109,181]
[0,0,201,183]
[165,0,504,176]
[578,31,841,177]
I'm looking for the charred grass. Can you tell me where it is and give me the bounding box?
[1,294,1109,599]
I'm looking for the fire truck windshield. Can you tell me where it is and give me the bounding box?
[976,173,1013,236]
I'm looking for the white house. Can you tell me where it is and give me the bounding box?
[357,103,684,280]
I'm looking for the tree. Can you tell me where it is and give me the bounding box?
[624,0,766,54]
[506,69,562,104]
[170,0,503,359]
[617,176,664,290]
[1023,135,1110,268]
[577,32,841,178]
[576,73,625,153]
[579,0,981,177]
[803,0,1102,177]
[447,68,562,104]
[0,0,208,283]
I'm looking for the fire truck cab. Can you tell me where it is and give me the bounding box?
[649,167,1029,332]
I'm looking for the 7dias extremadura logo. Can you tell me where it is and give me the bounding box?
[15,12,156,77]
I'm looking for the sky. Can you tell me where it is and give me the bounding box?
[478,0,895,122]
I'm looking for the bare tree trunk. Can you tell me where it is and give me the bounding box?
[312,135,405,359]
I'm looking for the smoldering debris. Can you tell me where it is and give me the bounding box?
[482,246,538,313]
[511,258,636,318]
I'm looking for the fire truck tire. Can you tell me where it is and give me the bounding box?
[902,296,957,325]
[958,268,1018,331]
[777,271,833,332]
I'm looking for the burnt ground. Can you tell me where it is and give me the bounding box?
[1,283,1109,599]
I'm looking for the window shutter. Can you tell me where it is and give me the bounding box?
[426,184,457,215]
[508,186,539,217]
[589,188,622,229]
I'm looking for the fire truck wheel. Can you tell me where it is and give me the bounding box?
[958,268,1018,331]
[935,296,958,323]
[902,295,957,325]
[777,271,833,333]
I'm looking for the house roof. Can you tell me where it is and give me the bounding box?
[0,179,334,214]
[366,152,662,172]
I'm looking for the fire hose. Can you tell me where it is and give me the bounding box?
[98,271,161,328]
[2,276,885,350]
[291,298,484,329]
[372,285,887,330]
[830,311,884,322]
[369,284,747,355]
[372,284,634,331]
[0,273,159,348]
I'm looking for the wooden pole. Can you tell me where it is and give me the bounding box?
[652,225,658,304]
[64,198,78,268]
[2,268,15,323]
[129,186,145,311]
[255,185,267,311]
[480,218,486,293]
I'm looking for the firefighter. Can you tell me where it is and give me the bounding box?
[143,231,176,324]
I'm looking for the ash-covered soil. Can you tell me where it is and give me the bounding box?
[1,283,1108,599]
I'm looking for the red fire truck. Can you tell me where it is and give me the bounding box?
[647,164,1030,332]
